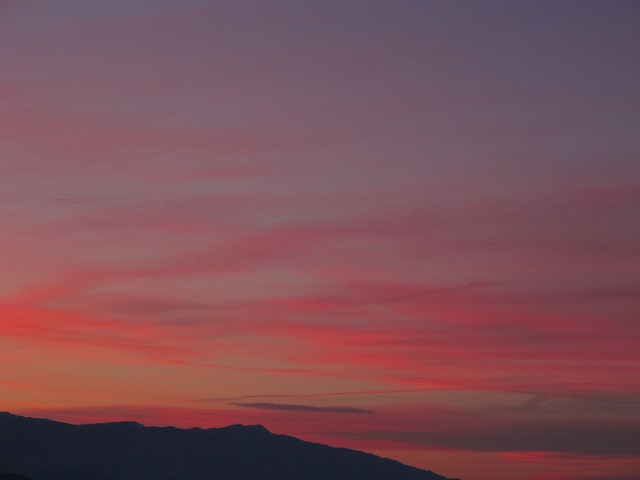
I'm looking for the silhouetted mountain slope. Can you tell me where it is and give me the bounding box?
[0,412,458,480]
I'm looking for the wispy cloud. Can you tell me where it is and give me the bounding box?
[231,402,374,415]
[193,388,434,403]
[3,2,639,479]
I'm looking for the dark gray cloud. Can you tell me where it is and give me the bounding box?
[231,402,374,415]
[194,388,432,403]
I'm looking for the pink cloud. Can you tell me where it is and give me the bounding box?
[2,4,638,480]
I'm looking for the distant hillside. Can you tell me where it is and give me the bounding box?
[0,412,459,480]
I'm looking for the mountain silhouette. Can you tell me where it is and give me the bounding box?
[0,412,458,480]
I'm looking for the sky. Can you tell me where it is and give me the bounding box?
[1,1,639,479]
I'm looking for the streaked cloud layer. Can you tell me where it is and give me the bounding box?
[1,2,639,480]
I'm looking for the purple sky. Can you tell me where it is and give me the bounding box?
[1,2,639,480]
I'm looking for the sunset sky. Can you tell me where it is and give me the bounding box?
[1,2,639,480]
